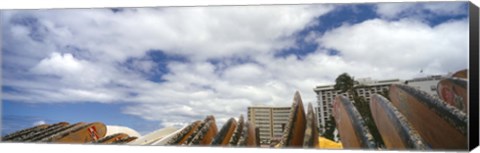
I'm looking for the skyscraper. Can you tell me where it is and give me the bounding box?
[247,106,290,144]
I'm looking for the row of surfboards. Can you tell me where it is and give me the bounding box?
[333,69,468,150]
[1,90,324,148]
[0,122,139,144]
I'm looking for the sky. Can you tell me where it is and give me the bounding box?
[1,2,469,136]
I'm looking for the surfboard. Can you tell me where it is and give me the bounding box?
[150,125,188,145]
[105,125,141,138]
[2,124,50,141]
[24,122,79,142]
[437,77,468,113]
[332,95,376,149]
[451,69,467,79]
[5,122,64,142]
[48,122,107,143]
[277,91,306,148]
[96,133,130,144]
[236,121,257,147]
[111,136,138,144]
[128,127,178,145]
[303,103,319,148]
[188,115,218,145]
[164,120,203,145]
[180,117,210,145]
[228,115,244,146]
[211,118,237,146]
[370,94,428,149]
[389,84,467,149]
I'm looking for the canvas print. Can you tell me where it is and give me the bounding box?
[0,1,471,151]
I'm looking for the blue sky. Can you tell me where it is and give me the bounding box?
[1,2,469,136]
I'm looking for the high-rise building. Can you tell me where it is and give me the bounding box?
[313,78,402,134]
[247,106,290,144]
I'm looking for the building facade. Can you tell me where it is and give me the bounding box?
[314,78,402,134]
[405,75,443,97]
[247,106,290,144]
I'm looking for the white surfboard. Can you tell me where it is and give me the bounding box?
[150,125,188,145]
[127,127,178,145]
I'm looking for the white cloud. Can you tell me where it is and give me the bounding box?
[6,5,332,63]
[33,120,46,126]
[375,2,468,19]
[317,18,468,79]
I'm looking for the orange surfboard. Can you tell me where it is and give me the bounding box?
[228,115,244,146]
[389,84,467,150]
[188,115,218,145]
[333,95,376,149]
[236,121,257,147]
[211,118,237,146]
[277,91,306,148]
[181,118,210,145]
[165,120,203,145]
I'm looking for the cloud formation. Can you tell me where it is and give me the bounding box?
[2,2,469,130]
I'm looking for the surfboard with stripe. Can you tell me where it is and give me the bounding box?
[48,122,107,143]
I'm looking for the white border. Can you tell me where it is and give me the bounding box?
[0,0,476,153]
[0,0,477,9]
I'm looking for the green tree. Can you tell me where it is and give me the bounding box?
[334,73,357,97]
[333,73,385,148]
[321,115,336,141]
